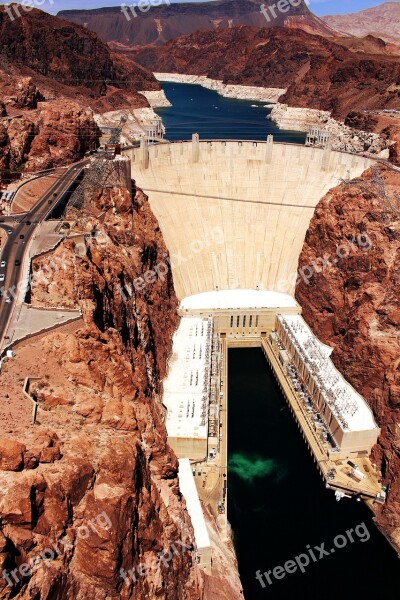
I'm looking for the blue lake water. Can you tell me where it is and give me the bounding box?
[155,82,306,143]
[228,348,400,600]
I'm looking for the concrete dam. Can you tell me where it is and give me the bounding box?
[125,139,385,569]
[127,138,373,299]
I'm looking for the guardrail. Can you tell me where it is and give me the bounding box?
[122,137,393,166]
[23,376,40,425]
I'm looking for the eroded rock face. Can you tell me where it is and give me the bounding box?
[135,26,400,120]
[387,127,400,166]
[323,3,400,45]
[0,7,161,183]
[269,104,390,155]
[295,165,400,550]
[59,0,331,49]
[0,440,26,471]
[0,96,100,177]
[0,182,204,599]
[342,111,400,165]
[344,111,380,133]
[0,7,160,101]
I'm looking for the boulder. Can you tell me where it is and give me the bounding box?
[0,440,26,471]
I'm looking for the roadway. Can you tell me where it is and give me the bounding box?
[0,160,88,349]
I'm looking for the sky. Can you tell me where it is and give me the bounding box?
[1,0,397,17]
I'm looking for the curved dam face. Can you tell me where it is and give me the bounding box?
[127,141,373,300]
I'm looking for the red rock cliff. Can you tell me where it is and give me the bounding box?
[0,6,160,102]
[0,80,101,179]
[295,165,400,550]
[0,172,202,598]
[58,0,331,49]
[135,26,400,119]
[0,161,243,598]
[0,7,161,184]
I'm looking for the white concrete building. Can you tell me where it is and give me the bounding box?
[163,317,213,459]
[275,315,380,457]
[178,458,212,572]
[180,289,301,339]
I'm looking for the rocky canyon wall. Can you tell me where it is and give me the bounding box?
[0,7,162,184]
[135,26,400,120]
[0,175,198,599]
[0,78,101,179]
[295,165,400,550]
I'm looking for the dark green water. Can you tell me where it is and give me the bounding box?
[155,82,306,143]
[228,348,400,600]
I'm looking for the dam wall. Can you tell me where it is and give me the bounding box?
[127,140,374,300]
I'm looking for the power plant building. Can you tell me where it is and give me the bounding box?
[180,289,301,337]
[273,315,380,458]
[163,317,213,459]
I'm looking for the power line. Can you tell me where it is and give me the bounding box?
[2,171,390,211]
[139,187,321,209]
[0,123,297,135]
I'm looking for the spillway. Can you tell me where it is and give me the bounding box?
[127,139,373,299]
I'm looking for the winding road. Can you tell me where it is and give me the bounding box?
[0,160,88,349]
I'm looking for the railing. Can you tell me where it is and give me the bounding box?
[23,377,41,425]
[122,138,389,165]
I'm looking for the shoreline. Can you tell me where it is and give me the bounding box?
[269,103,390,156]
[139,89,172,108]
[153,74,390,157]
[154,72,286,103]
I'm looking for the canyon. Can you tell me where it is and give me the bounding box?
[0,7,162,182]
[127,137,400,558]
[4,138,399,597]
[1,2,400,598]
[0,168,242,599]
[58,0,334,51]
[295,165,400,550]
[58,2,400,155]
[135,26,400,121]
[136,24,400,154]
